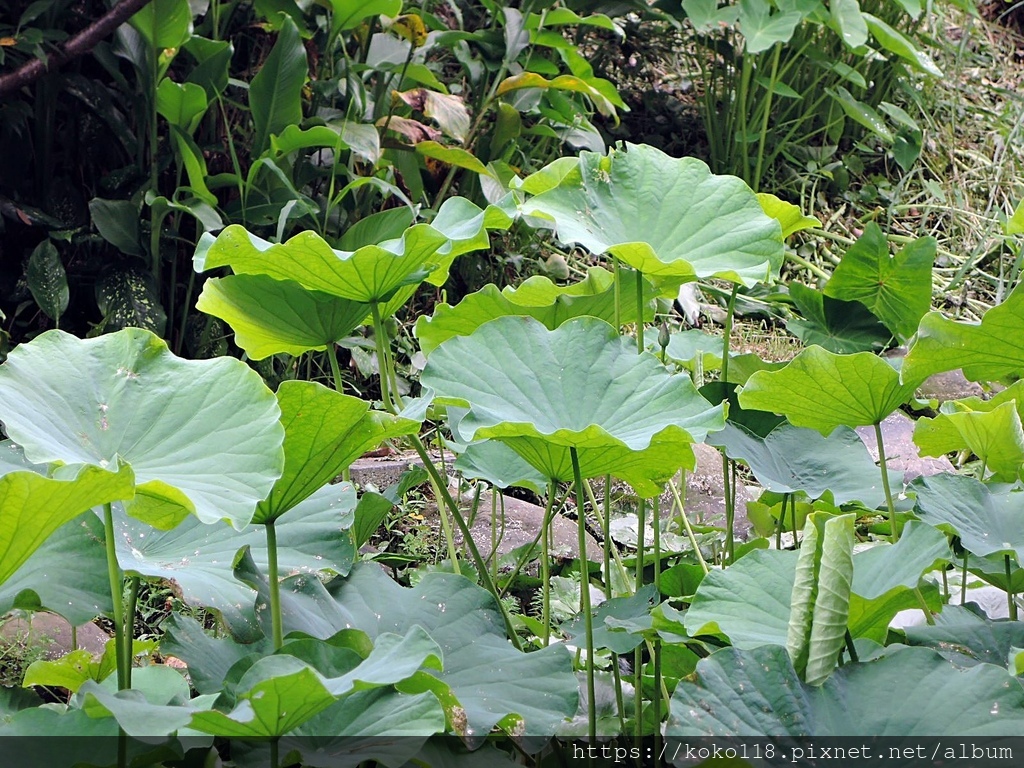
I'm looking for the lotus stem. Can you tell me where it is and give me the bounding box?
[652,497,661,593]
[603,475,612,598]
[669,477,708,575]
[124,575,140,688]
[961,552,968,607]
[411,435,523,650]
[583,478,632,591]
[721,285,738,562]
[635,269,645,355]
[914,586,935,626]
[430,433,461,574]
[102,502,127,691]
[542,480,557,646]
[570,447,597,744]
[873,421,899,543]
[325,342,344,393]
[653,639,663,759]
[370,304,394,413]
[777,493,788,549]
[635,498,646,590]
[265,521,284,650]
[845,629,859,663]
[1006,555,1018,621]
[612,258,621,333]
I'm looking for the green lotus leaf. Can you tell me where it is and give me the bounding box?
[787,513,855,686]
[114,483,356,641]
[0,462,134,586]
[0,328,284,529]
[666,644,1024,737]
[914,385,1024,480]
[787,282,892,353]
[520,143,783,286]
[257,382,419,524]
[912,473,1024,564]
[563,584,658,654]
[823,223,936,341]
[903,605,1024,667]
[446,407,547,493]
[757,192,820,239]
[196,275,372,359]
[708,422,885,506]
[254,561,578,738]
[421,316,725,496]
[194,197,511,305]
[658,329,729,372]
[686,542,946,649]
[903,281,1024,384]
[159,613,271,695]
[739,345,919,433]
[851,522,952,601]
[415,267,656,356]
[0,511,111,625]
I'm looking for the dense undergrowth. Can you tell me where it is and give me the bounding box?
[1,1,1024,766]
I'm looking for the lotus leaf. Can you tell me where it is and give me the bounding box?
[903,281,1024,383]
[912,473,1024,564]
[787,513,855,686]
[903,605,1024,666]
[421,316,725,496]
[0,328,284,529]
[709,422,885,506]
[249,561,578,738]
[739,345,918,433]
[667,645,1024,737]
[0,462,134,585]
[114,483,356,640]
[520,143,783,286]
[757,192,820,239]
[194,197,511,306]
[415,267,656,356]
[196,275,371,359]
[823,223,936,341]
[257,381,418,523]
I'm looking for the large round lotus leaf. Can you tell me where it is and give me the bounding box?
[667,644,1024,737]
[709,422,885,506]
[912,473,1024,564]
[251,561,578,740]
[421,316,725,496]
[415,267,656,356]
[903,281,1024,384]
[520,143,783,286]
[196,275,371,359]
[0,328,284,529]
[257,381,419,524]
[114,483,356,641]
[0,462,134,586]
[194,197,511,305]
[739,345,919,433]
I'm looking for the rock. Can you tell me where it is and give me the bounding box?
[855,411,954,485]
[916,369,984,403]
[434,494,602,563]
[0,613,110,659]
[348,451,427,489]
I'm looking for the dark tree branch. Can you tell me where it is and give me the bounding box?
[0,0,155,98]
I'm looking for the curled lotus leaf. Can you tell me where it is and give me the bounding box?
[421,316,725,496]
[0,328,284,530]
[520,143,783,286]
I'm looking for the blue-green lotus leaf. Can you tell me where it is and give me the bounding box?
[521,143,783,286]
[0,328,284,529]
[421,316,724,496]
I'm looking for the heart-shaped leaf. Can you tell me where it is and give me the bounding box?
[421,316,725,496]
[257,382,418,524]
[787,282,893,353]
[667,645,1024,737]
[738,0,803,53]
[739,345,919,433]
[912,473,1024,564]
[903,282,1024,384]
[415,267,656,356]
[709,422,885,506]
[823,223,936,341]
[0,328,284,529]
[915,401,1024,480]
[196,275,372,359]
[521,143,783,287]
